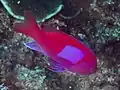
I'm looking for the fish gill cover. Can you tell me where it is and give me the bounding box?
[0,0,63,22]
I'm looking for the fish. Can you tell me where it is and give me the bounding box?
[13,11,97,75]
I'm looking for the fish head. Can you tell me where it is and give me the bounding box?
[56,45,97,75]
[70,56,97,75]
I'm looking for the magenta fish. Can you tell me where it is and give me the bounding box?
[13,11,97,75]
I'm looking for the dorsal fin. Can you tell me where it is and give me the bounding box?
[39,23,59,32]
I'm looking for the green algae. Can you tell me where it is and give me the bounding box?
[16,65,46,90]
[95,23,120,43]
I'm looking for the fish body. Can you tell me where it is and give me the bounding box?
[13,11,97,75]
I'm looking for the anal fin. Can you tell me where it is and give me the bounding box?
[47,61,65,72]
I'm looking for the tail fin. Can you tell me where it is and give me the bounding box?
[13,11,39,37]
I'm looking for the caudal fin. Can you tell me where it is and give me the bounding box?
[13,11,39,37]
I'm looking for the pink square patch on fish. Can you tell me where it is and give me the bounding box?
[57,45,84,64]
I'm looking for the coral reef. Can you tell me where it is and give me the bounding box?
[0,0,120,90]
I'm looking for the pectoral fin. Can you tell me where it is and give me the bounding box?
[23,41,47,55]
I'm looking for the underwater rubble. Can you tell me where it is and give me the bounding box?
[0,0,120,90]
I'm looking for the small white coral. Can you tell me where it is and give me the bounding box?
[0,83,8,90]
